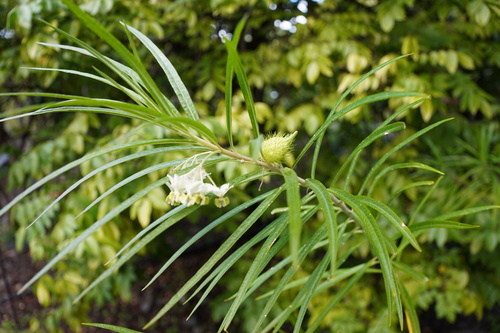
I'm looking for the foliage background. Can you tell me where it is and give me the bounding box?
[1,0,500,332]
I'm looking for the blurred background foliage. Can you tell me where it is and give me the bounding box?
[1,0,499,332]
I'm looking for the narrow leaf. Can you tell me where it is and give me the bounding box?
[143,186,273,290]
[305,263,370,333]
[358,196,421,252]
[292,253,330,333]
[144,186,284,329]
[50,3,173,114]
[282,168,302,266]
[0,139,179,218]
[332,122,406,186]
[27,147,204,228]
[329,188,403,328]
[224,16,248,149]
[296,90,426,167]
[19,175,170,295]
[359,118,453,194]
[74,205,198,303]
[306,178,338,275]
[187,209,303,319]
[399,282,421,333]
[225,58,235,148]
[82,323,143,333]
[409,220,480,232]
[123,24,199,120]
[434,205,500,221]
[393,261,428,282]
[251,223,327,333]
[224,38,259,138]
[156,116,218,144]
[220,209,292,332]
[367,162,443,197]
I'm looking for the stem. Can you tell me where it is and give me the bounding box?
[195,138,355,219]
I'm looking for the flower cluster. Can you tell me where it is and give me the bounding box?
[165,166,232,208]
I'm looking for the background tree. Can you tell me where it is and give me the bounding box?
[1,0,499,332]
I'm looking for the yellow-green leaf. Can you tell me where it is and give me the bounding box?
[137,199,152,228]
[306,61,320,84]
[35,282,51,307]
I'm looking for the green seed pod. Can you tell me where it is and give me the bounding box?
[260,131,297,167]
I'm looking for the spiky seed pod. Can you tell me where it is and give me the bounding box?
[260,131,297,167]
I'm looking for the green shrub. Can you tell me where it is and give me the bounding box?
[1,0,499,332]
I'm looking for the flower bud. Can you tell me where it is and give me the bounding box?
[200,195,210,205]
[260,131,297,167]
[214,197,230,208]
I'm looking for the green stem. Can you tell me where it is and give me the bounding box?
[195,137,355,219]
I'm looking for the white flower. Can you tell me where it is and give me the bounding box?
[166,166,208,193]
[165,166,232,207]
[206,183,233,197]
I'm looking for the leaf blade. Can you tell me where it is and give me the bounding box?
[306,178,338,275]
[123,24,199,120]
[282,168,302,266]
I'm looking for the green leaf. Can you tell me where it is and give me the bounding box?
[249,134,264,160]
[40,16,173,115]
[250,223,327,333]
[282,168,302,266]
[306,178,338,275]
[330,97,427,184]
[332,122,406,186]
[409,220,480,232]
[144,186,285,329]
[28,147,205,228]
[261,251,331,333]
[291,253,330,333]
[0,93,157,123]
[18,175,172,295]
[22,66,151,107]
[434,205,500,221]
[329,188,403,328]
[155,116,218,144]
[387,180,435,204]
[37,42,157,108]
[224,36,259,139]
[358,196,421,252]
[73,205,198,303]
[297,90,426,168]
[82,323,143,333]
[359,118,453,194]
[393,261,428,282]
[0,139,181,219]
[305,262,370,333]
[123,23,199,120]
[220,209,293,332]
[367,162,443,197]
[91,66,156,108]
[224,16,248,149]
[187,208,307,320]
[142,184,273,291]
[239,209,321,304]
[296,54,416,167]
[399,282,421,333]
[256,255,365,301]
[225,58,235,148]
